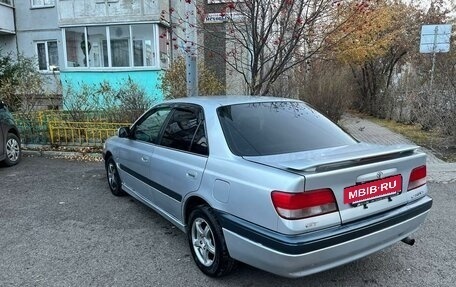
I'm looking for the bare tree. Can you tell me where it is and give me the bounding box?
[165,0,357,95]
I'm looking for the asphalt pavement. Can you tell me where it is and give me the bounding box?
[0,156,455,286]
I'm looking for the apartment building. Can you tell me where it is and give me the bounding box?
[0,0,172,102]
[0,0,246,102]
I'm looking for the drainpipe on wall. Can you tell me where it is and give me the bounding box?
[168,0,173,67]
[12,0,19,58]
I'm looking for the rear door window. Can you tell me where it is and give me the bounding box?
[217,101,356,156]
[159,106,208,156]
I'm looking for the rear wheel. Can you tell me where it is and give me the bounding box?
[4,133,21,166]
[187,205,236,277]
[106,157,126,196]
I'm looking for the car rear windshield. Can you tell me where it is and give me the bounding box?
[217,101,356,156]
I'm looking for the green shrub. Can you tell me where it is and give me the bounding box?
[159,56,224,99]
[0,51,47,111]
[63,77,154,123]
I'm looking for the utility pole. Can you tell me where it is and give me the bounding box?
[429,26,438,91]
[419,24,452,91]
[185,2,198,97]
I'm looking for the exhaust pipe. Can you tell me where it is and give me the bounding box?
[401,237,415,246]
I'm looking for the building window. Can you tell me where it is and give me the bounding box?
[109,25,130,67]
[65,27,87,68]
[63,24,163,70]
[132,24,156,67]
[87,26,107,68]
[31,0,55,8]
[36,41,59,71]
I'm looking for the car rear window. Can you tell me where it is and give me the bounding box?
[217,101,356,156]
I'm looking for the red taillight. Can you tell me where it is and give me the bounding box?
[271,189,338,220]
[408,165,427,191]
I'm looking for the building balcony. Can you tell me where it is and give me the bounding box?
[0,0,15,34]
[58,0,170,26]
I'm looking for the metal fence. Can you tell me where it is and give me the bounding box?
[48,121,129,146]
[14,114,50,145]
[13,111,130,146]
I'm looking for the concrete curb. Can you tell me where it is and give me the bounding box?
[22,149,103,160]
[428,163,456,184]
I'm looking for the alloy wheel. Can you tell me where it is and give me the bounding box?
[191,218,216,267]
[107,162,118,190]
[6,137,20,162]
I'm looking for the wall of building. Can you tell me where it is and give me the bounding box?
[200,1,249,95]
[225,35,249,95]
[202,2,226,93]
[14,2,62,93]
[16,2,59,31]
[0,34,16,55]
[60,70,164,101]
[0,2,15,34]
[58,0,169,25]
[15,1,62,54]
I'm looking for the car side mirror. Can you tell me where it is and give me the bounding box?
[118,127,131,138]
[0,101,6,110]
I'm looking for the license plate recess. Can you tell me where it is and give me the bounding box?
[344,175,402,205]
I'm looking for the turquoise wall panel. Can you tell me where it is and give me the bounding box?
[60,70,164,102]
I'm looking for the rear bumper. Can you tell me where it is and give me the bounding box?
[218,196,432,278]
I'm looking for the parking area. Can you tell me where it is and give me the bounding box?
[1,156,456,286]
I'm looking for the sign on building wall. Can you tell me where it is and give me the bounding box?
[204,12,244,24]
[207,0,242,3]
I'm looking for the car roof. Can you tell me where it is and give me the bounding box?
[162,96,301,110]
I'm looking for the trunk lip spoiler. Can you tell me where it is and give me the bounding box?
[243,144,421,172]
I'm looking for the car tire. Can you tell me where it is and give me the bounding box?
[187,205,236,277]
[3,133,21,166]
[106,157,126,196]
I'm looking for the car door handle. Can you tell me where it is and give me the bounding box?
[141,156,149,162]
[186,171,197,179]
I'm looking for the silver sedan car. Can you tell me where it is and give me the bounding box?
[103,96,432,278]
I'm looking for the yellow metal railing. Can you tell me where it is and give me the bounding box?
[48,121,130,146]
[13,111,132,146]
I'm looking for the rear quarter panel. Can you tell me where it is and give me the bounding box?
[194,155,305,232]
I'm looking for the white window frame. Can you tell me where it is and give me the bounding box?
[62,24,162,71]
[133,39,155,67]
[0,0,13,6]
[31,0,55,8]
[35,40,59,72]
[129,25,134,67]
[62,29,68,69]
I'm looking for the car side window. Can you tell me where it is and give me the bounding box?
[160,107,208,156]
[132,108,171,143]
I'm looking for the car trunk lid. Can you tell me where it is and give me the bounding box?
[244,143,426,224]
